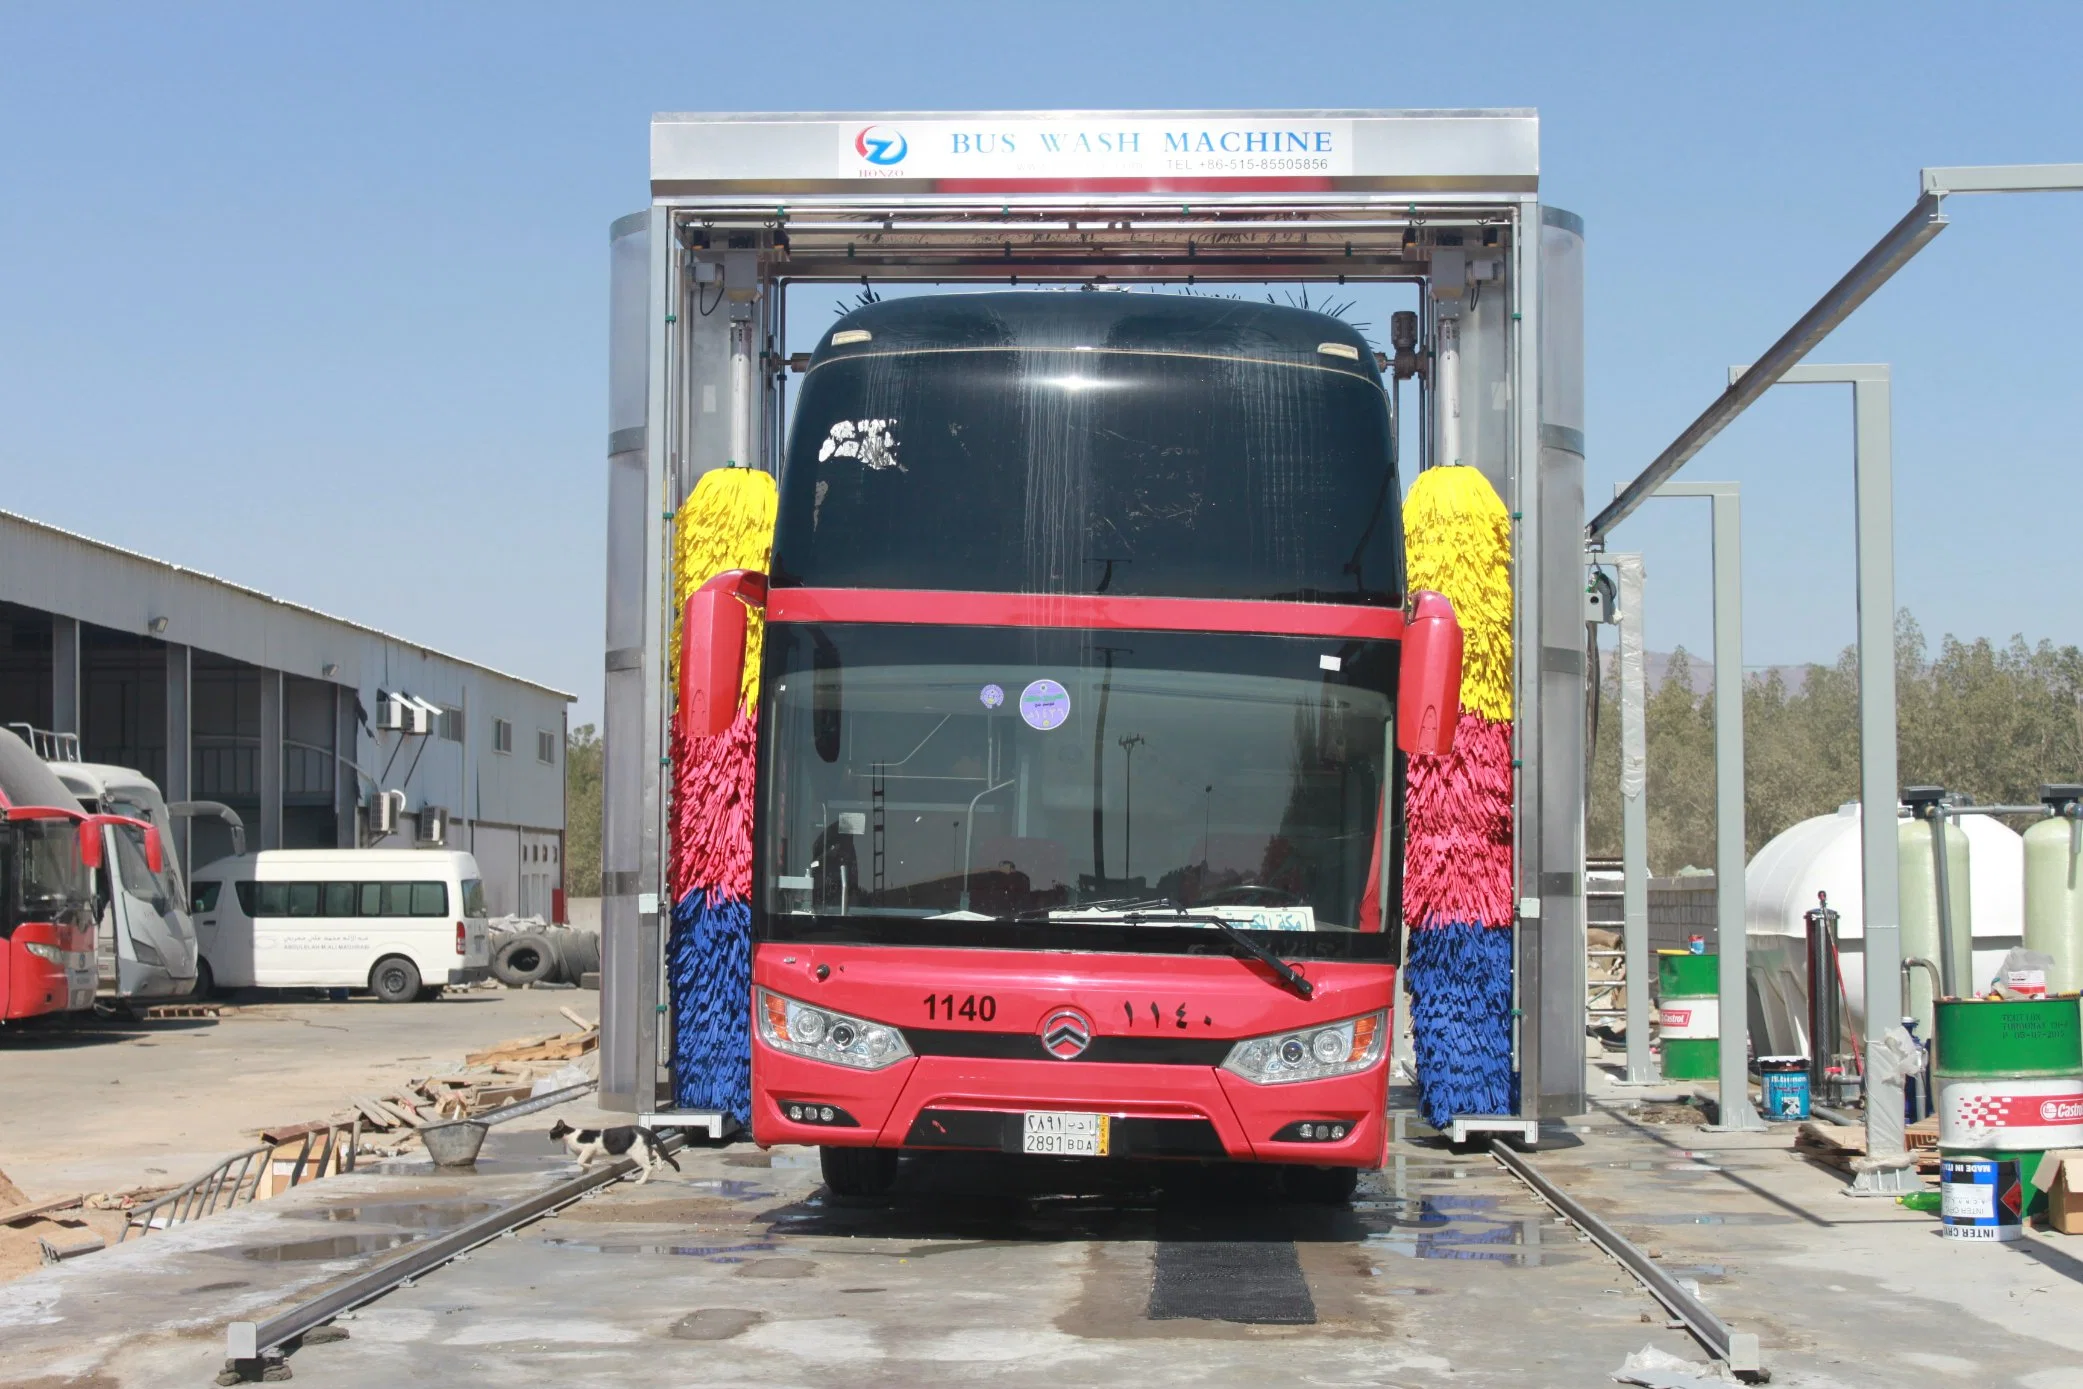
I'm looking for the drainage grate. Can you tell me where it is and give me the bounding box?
[1147,1240,1316,1325]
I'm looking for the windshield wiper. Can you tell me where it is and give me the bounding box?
[1013,895,1175,921]
[1105,909,1315,1000]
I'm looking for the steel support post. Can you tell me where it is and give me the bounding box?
[598,209,656,1112]
[164,643,191,871]
[258,668,283,852]
[1611,553,1654,1083]
[1651,483,1762,1130]
[1730,363,1911,1187]
[51,616,80,735]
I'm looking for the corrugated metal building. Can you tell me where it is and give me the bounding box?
[0,509,572,918]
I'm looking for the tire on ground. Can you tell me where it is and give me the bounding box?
[820,1145,901,1199]
[369,954,423,1004]
[493,932,556,987]
[551,928,600,982]
[1281,1164,1360,1205]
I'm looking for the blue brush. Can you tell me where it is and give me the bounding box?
[1406,923,1516,1130]
[668,889,753,1124]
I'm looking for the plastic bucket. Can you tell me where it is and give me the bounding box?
[1759,1057,1811,1121]
[1657,952,1719,1081]
[1940,1155,2024,1241]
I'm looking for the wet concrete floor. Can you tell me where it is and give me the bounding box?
[9,1080,2083,1386]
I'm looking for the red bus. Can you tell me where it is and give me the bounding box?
[686,293,1458,1202]
[1,727,165,1022]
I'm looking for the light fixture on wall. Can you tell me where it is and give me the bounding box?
[321,663,339,679]
[147,616,168,635]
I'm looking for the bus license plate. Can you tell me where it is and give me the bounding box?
[1022,1111,1109,1157]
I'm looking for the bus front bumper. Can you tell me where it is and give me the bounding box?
[751,1049,1386,1168]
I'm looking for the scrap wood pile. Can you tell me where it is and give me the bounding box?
[1793,1117,1941,1178]
[270,1008,601,1157]
[357,1010,600,1148]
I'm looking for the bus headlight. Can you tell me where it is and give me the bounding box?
[757,989,912,1071]
[1220,1011,1386,1085]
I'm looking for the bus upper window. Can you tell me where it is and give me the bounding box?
[322,882,356,917]
[192,881,221,914]
[358,882,383,916]
[410,883,447,916]
[286,883,321,917]
[255,883,289,917]
[462,878,488,918]
[381,883,413,917]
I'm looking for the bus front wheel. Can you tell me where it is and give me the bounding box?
[820,1146,900,1199]
[370,956,422,1004]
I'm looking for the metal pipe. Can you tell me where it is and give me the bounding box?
[1614,553,1653,1083]
[1491,1141,1763,1378]
[1901,956,1943,1025]
[1589,194,1945,544]
[1924,805,1963,997]
[1436,314,1463,469]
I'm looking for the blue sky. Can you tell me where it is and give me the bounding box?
[3,3,2080,723]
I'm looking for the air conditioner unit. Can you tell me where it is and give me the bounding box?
[405,698,440,736]
[417,805,450,847]
[368,788,405,835]
[375,693,408,732]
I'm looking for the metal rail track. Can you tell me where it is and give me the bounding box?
[1490,1140,1766,1382]
[222,1130,686,1377]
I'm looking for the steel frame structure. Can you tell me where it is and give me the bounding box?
[598,110,1589,1127]
[1599,163,2082,1181]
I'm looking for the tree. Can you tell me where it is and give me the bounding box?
[565,723,602,900]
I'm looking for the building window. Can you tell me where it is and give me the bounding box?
[537,730,555,764]
[492,718,513,754]
[439,707,464,742]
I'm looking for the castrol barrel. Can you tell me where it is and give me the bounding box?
[1936,996,2083,1215]
[1657,952,1719,1082]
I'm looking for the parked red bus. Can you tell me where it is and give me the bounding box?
[685,293,1459,1201]
[1,727,164,1022]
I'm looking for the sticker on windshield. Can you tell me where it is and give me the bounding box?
[817,418,903,471]
[979,683,1005,710]
[1019,679,1071,731]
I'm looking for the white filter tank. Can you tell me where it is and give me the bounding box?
[1745,802,2023,1057]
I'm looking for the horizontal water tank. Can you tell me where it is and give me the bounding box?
[1745,802,2023,1056]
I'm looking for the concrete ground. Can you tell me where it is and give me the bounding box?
[7,1068,2083,1387]
[0,987,584,1283]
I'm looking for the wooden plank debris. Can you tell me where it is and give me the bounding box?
[2,1193,85,1226]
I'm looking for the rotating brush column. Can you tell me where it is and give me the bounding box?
[1401,464,1517,1128]
[668,466,777,1123]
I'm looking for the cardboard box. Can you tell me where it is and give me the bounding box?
[2032,1149,2083,1234]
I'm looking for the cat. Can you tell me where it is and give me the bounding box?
[547,1119,683,1185]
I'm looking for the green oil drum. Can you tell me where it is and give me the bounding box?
[1936,997,2083,1216]
[1658,952,1719,1082]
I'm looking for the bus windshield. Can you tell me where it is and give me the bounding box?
[7,819,92,933]
[761,624,1393,936]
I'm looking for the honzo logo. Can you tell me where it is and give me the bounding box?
[855,125,909,166]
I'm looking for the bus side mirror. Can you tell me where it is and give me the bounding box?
[77,820,104,871]
[678,570,768,740]
[1397,590,1463,757]
[142,825,165,876]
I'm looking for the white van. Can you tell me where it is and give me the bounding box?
[188,849,493,1002]
[49,761,200,1001]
